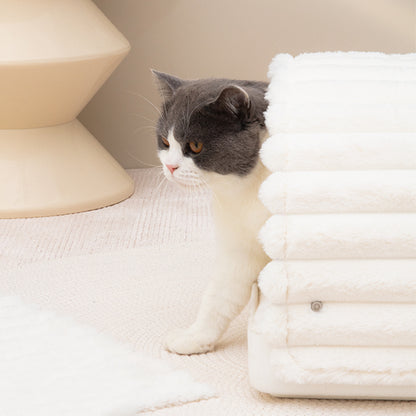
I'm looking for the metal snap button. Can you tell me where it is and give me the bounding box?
[311,301,323,312]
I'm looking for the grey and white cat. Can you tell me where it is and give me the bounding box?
[153,71,270,355]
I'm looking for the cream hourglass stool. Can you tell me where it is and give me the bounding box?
[0,0,134,218]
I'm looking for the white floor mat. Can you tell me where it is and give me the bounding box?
[0,294,214,416]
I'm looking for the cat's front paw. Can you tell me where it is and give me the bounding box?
[164,327,217,355]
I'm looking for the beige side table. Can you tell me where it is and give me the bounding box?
[0,0,134,218]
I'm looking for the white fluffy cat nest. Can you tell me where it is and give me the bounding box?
[248,52,416,400]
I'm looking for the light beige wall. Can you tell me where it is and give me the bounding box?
[80,0,416,169]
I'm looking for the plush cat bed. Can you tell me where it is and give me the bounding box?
[248,52,416,400]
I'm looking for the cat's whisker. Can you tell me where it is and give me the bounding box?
[154,174,169,195]
[196,180,209,192]
[156,84,169,122]
[156,169,167,184]
[127,113,158,126]
[127,151,161,168]
[124,90,162,118]
[192,182,207,198]
[132,125,157,136]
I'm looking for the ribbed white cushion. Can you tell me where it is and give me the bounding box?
[249,52,416,399]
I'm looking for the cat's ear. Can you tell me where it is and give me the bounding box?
[151,70,185,100]
[211,85,251,120]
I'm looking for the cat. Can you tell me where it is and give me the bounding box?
[153,70,271,354]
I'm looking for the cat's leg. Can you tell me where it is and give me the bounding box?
[164,245,267,354]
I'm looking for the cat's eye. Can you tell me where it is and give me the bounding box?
[161,137,169,147]
[189,141,203,154]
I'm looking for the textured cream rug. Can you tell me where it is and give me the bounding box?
[0,294,214,416]
[1,168,416,415]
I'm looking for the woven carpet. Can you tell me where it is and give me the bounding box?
[1,168,415,415]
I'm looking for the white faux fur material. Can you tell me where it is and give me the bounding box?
[269,346,416,386]
[251,52,416,393]
[259,213,416,260]
[260,133,416,172]
[259,170,416,214]
[0,295,214,416]
[264,52,416,134]
[258,259,416,304]
[251,298,416,347]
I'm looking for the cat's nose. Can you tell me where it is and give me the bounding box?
[166,164,179,175]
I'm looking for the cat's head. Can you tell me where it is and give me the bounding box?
[152,70,268,186]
